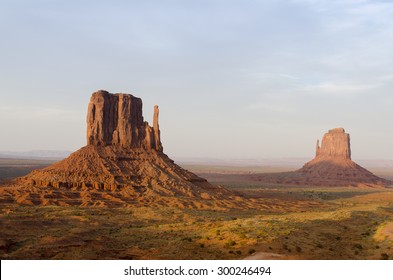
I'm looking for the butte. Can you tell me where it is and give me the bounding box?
[250,128,392,188]
[0,90,246,209]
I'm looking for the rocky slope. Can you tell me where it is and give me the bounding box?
[0,90,247,208]
[249,128,391,187]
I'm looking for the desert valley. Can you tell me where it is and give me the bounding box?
[1,90,393,260]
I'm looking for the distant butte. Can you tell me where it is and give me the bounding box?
[250,128,391,187]
[0,90,245,208]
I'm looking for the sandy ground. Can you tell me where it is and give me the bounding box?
[383,223,393,240]
[243,252,285,260]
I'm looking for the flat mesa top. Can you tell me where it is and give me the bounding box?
[328,128,346,133]
[92,90,139,98]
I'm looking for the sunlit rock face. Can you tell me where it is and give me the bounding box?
[315,128,350,160]
[86,90,162,151]
[247,128,391,188]
[298,128,389,187]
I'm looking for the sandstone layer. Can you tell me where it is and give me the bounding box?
[249,128,391,187]
[0,90,247,209]
[315,128,351,159]
[86,91,162,151]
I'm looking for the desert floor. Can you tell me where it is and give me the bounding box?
[0,159,392,260]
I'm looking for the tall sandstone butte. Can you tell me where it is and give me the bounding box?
[315,128,351,159]
[250,128,391,187]
[86,91,162,151]
[0,90,246,208]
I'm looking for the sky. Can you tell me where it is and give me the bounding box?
[0,0,393,160]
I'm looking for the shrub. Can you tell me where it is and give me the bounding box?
[353,244,363,250]
[224,240,236,248]
[248,249,256,255]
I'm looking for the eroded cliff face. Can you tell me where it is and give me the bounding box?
[86,90,162,152]
[0,90,246,208]
[315,128,351,160]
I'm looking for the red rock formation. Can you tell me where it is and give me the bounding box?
[315,128,351,160]
[86,90,162,151]
[153,105,162,152]
[294,128,390,186]
[249,128,391,187]
[0,90,247,208]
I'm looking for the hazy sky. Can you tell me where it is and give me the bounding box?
[1,0,393,160]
